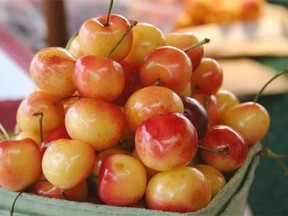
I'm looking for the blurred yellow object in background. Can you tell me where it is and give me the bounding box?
[176,0,265,28]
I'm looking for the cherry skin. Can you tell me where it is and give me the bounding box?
[40,124,70,156]
[165,32,204,70]
[221,101,270,145]
[16,91,65,135]
[138,45,193,93]
[135,112,198,171]
[30,174,88,202]
[97,154,147,206]
[180,95,208,140]
[0,138,42,191]
[190,57,223,95]
[193,164,226,197]
[123,22,165,67]
[146,166,212,213]
[124,86,184,132]
[65,98,125,150]
[73,55,125,101]
[42,138,96,190]
[201,125,249,172]
[29,47,77,98]
[78,14,133,61]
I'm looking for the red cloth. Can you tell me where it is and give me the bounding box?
[0,100,22,132]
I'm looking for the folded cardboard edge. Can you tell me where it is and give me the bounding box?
[0,144,261,216]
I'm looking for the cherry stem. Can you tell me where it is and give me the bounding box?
[65,30,79,50]
[183,38,210,53]
[107,20,137,58]
[260,147,288,176]
[0,123,10,140]
[104,0,114,27]
[198,144,229,155]
[152,79,162,86]
[33,112,44,143]
[10,191,23,216]
[253,67,288,103]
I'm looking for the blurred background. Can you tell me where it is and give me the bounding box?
[0,0,288,215]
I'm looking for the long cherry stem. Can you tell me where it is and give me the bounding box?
[65,30,79,50]
[0,123,10,140]
[33,112,44,143]
[10,191,23,216]
[253,67,288,103]
[104,0,114,26]
[107,20,137,58]
[184,38,210,53]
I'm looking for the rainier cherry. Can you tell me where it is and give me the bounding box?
[138,45,192,93]
[221,101,270,145]
[201,125,249,172]
[124,86,184,132]
[42,138,96,190]
[165,32,204,70]
[78,14,134,61]
[146,166,212,213]
[97,154,147,206]
[16,91,65,135]
[123,22,165,67]
[0,138,42,191]
[29,47,76,98]
[65,98,125,150]
[135,112,198,171]
[73,55,125,101]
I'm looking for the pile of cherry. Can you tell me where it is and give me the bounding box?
[0,5,273,213]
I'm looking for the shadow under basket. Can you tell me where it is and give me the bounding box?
[0,144,261,216]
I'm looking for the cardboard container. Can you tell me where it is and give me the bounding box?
[0,144,261,216]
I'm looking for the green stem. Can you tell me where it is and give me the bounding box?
[0,123,10,140]
[198,144,229,155]
[104,0,114,26]
[260,147,288,177]
[10,192,23,216]
[253,67,288,103]
[65,30,79,50]
[184,38,210,52]
[33,112,44,143]
[107,20,137,58]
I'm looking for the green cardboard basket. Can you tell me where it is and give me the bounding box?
[0,144,261,216]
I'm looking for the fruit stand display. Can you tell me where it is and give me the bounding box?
[0,0,287,215]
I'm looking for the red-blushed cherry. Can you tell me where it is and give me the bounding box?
[73,55,125,101]
[40,124,70,156]
[165,32,204,70]
[124,86,184,132]
[97,154,147,206]
[29,47,77,98]
[0,138,42,191]
[29,174,88,202]
[135,112,198,171]
[180,95,208,140]
[16,91,65,136]
[190,57,223,95]
[138,45,193,93]
[201,125,249,172]
[78,14,134,61]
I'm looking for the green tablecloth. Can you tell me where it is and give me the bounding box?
[247,56,288,215]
